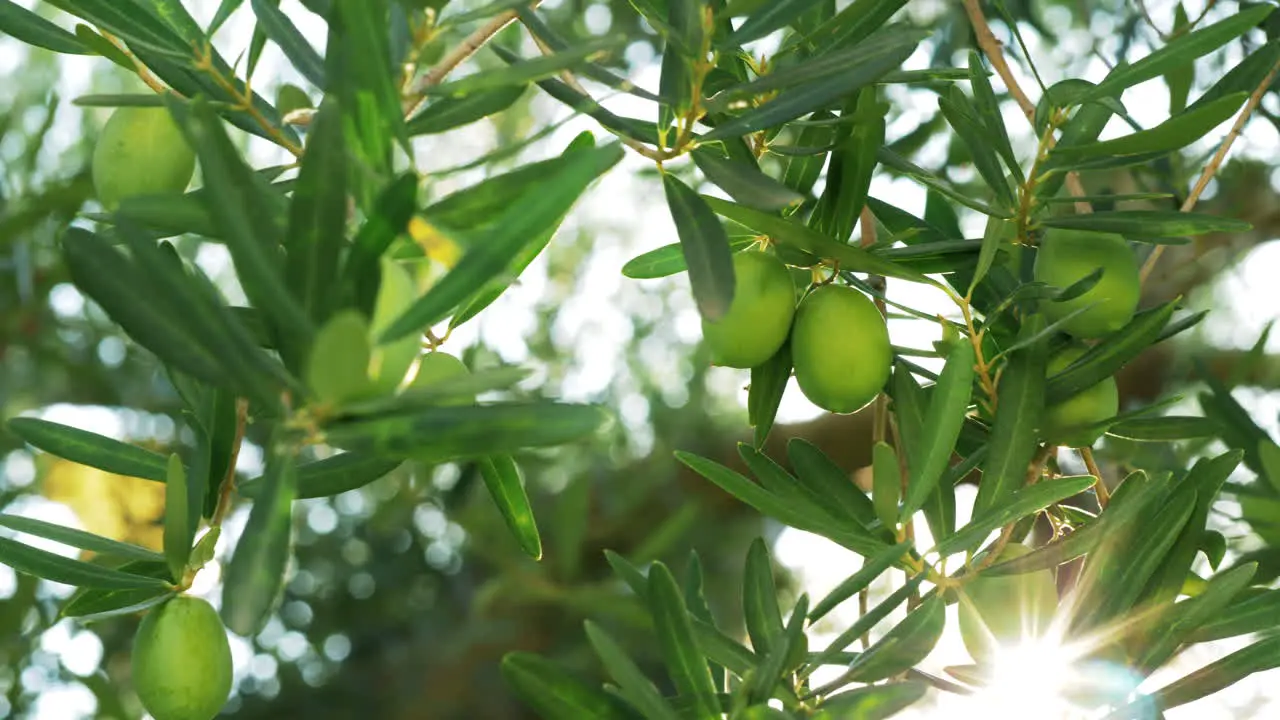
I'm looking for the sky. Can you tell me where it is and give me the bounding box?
[1,0,1280,718]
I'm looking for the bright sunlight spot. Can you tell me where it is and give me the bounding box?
[954,640,1092,720]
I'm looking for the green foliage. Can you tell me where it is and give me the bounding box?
[1,0,1280,718]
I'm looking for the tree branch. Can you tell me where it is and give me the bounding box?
[962,0,1093,213]
[211,398,249,528]
[1141,58,1280,284]
[403,2,544,118]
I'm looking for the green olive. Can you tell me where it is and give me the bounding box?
[92,107,196,211]
[368,259,422,395]
[700,251,796,369]
[1042,344,1118,448]
[790,284,891,414]
[274,83,313,117]
[307,310,375,407]
[412,351,470,406]
[958,544,1059,663]
[1033,228,1139,339]
[132,596,232,720]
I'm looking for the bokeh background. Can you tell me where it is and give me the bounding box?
[1,0,1280,718]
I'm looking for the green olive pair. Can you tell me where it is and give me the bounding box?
[1035,228,1140,448]
[701,251,891,415]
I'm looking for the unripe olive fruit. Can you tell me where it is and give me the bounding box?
[1033,228,1139,339]
[368,259,421,395]
[307,310,374,406]
[412,351,470,405]
[790,284,891,414]
[700,251,796,369]
[275,83,313,117]
[958,544,1059,663]
[132,596,232,720]
[1042,344,1119,448]
[92,107,196,211]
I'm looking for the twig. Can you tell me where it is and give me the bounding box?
[970,443,1053,572]
[403,2,544,118]
[1079,446,1110,509]
[523,26,670,161]
[1186,0,1221,35]
[963,0,1036,119]
[956,295,998,411]
[102,31,169,95]
[193,44,304,158]
[1140,58,1280,284]
[210,398,250,527]
[1135,0,1171,41]
[858,589,870,650]
[962,0,1093,213]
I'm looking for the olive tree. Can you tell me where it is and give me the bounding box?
[0,0,1279,719]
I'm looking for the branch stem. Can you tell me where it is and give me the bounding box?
[962,0,1092,212]
[210,398,249,528]
[404,2,544,118]
[1080,446,1109,509]
[1141,58,1280,284]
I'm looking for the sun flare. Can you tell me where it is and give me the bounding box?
[969,639,1087,720]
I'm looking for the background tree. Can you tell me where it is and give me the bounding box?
[0,1,1279,719]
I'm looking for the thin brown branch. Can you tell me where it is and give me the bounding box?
[404,2,544,118]
[1135,0,1171,41]
[210,398,250,527]
[1080,446,1109,509]
[962,0,1093,213]
[1141,58,1280,284]
[970,443,1053,572]
[1027,443,1055,487]
[963,0,1036,119]
[523,26,669,161]
[858,589,870,650]
[193,44,304,158]
[102,31,168,94]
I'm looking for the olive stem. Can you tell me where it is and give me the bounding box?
[403,2,545,118]
[100,31,169,95]
[210,398,250,528]
[1140,57,1280,285]
[1134,0,1172,41]
[521,23,673,162]
[192,44,305,158]
[969,443,1053,574]
[857,590,870,650]
[961,0,1092,213]
[1080,446,1110,509]
[956,296,998,411]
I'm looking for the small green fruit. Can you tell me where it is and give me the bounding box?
[958,544,1059,663]
[790,284,891,414]
[132,596,232,720]
[1033,228,1139,339]
[701,251,796,369]
[1042,344,1119,448]
[275,83,313,117]
[412,351,470,405]
[368,259,422,395]
[92,107,196,211]
[307,310,375,406]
